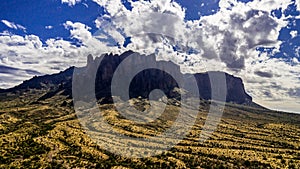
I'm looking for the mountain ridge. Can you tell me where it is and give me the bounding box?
[1,51,257,107]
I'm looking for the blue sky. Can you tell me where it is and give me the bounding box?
[1,0,299,63]
[0,0,102,41]
[0,0,300,112]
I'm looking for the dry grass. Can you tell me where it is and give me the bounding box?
[0,91,300,168]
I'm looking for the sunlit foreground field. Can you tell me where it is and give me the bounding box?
[1,91,300,168]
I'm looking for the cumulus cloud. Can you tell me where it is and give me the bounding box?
[198,0,292,69]
[0,21,120,88]
[0,0,300,113]
[91,0,300,112]
[61,0,82,6]
[290,30,298,38]
[92,0,187,58]
[236,53,300,113]
[91,0,293,70]
[1,20,26,31]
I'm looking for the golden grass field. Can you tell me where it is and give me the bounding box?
[0,90,300,168]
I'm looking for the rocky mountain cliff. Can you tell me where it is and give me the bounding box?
[1,51,252,105]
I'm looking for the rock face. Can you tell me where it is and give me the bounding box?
[1,51,252,104]
[75,51,252,104]
[194,73,252,104]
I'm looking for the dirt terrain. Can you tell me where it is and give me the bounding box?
[0,90,300,168]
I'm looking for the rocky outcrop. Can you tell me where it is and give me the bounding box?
[1,51,252,104]
[75,51,252,104]
[194,72,251,104]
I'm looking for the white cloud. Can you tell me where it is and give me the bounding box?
[236,54,300,113]
[86,0,300,113]
[1,20,26,31]
[290,30,298,38]
[91,0,293,70]
[0,21,120,88]
[45,25,53,29]
[1,0,300,112]
[0,65,42,89]
[82,3,88,8]
[295,46,300,58]
[197,0,292,69]
[61,0,82,6]
[64,21,92,41]
[295,0,300,11]
[204,0,300,111]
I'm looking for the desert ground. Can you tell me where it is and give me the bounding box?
[0,90,300,168]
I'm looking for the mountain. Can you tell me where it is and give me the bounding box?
[3,67,74,93]
[3,52,300,168]
[1,51,253,105]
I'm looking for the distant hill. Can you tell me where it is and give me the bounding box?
[3,67,74,92]
[1,51,255,106]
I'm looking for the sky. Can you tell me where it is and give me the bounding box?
[0,0,300,113]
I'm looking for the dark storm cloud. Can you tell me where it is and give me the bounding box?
[288,88,300,98]
[22,61,39,64]
[254,70,273,78]
[263,91,273,98]
[0,65,41,75]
